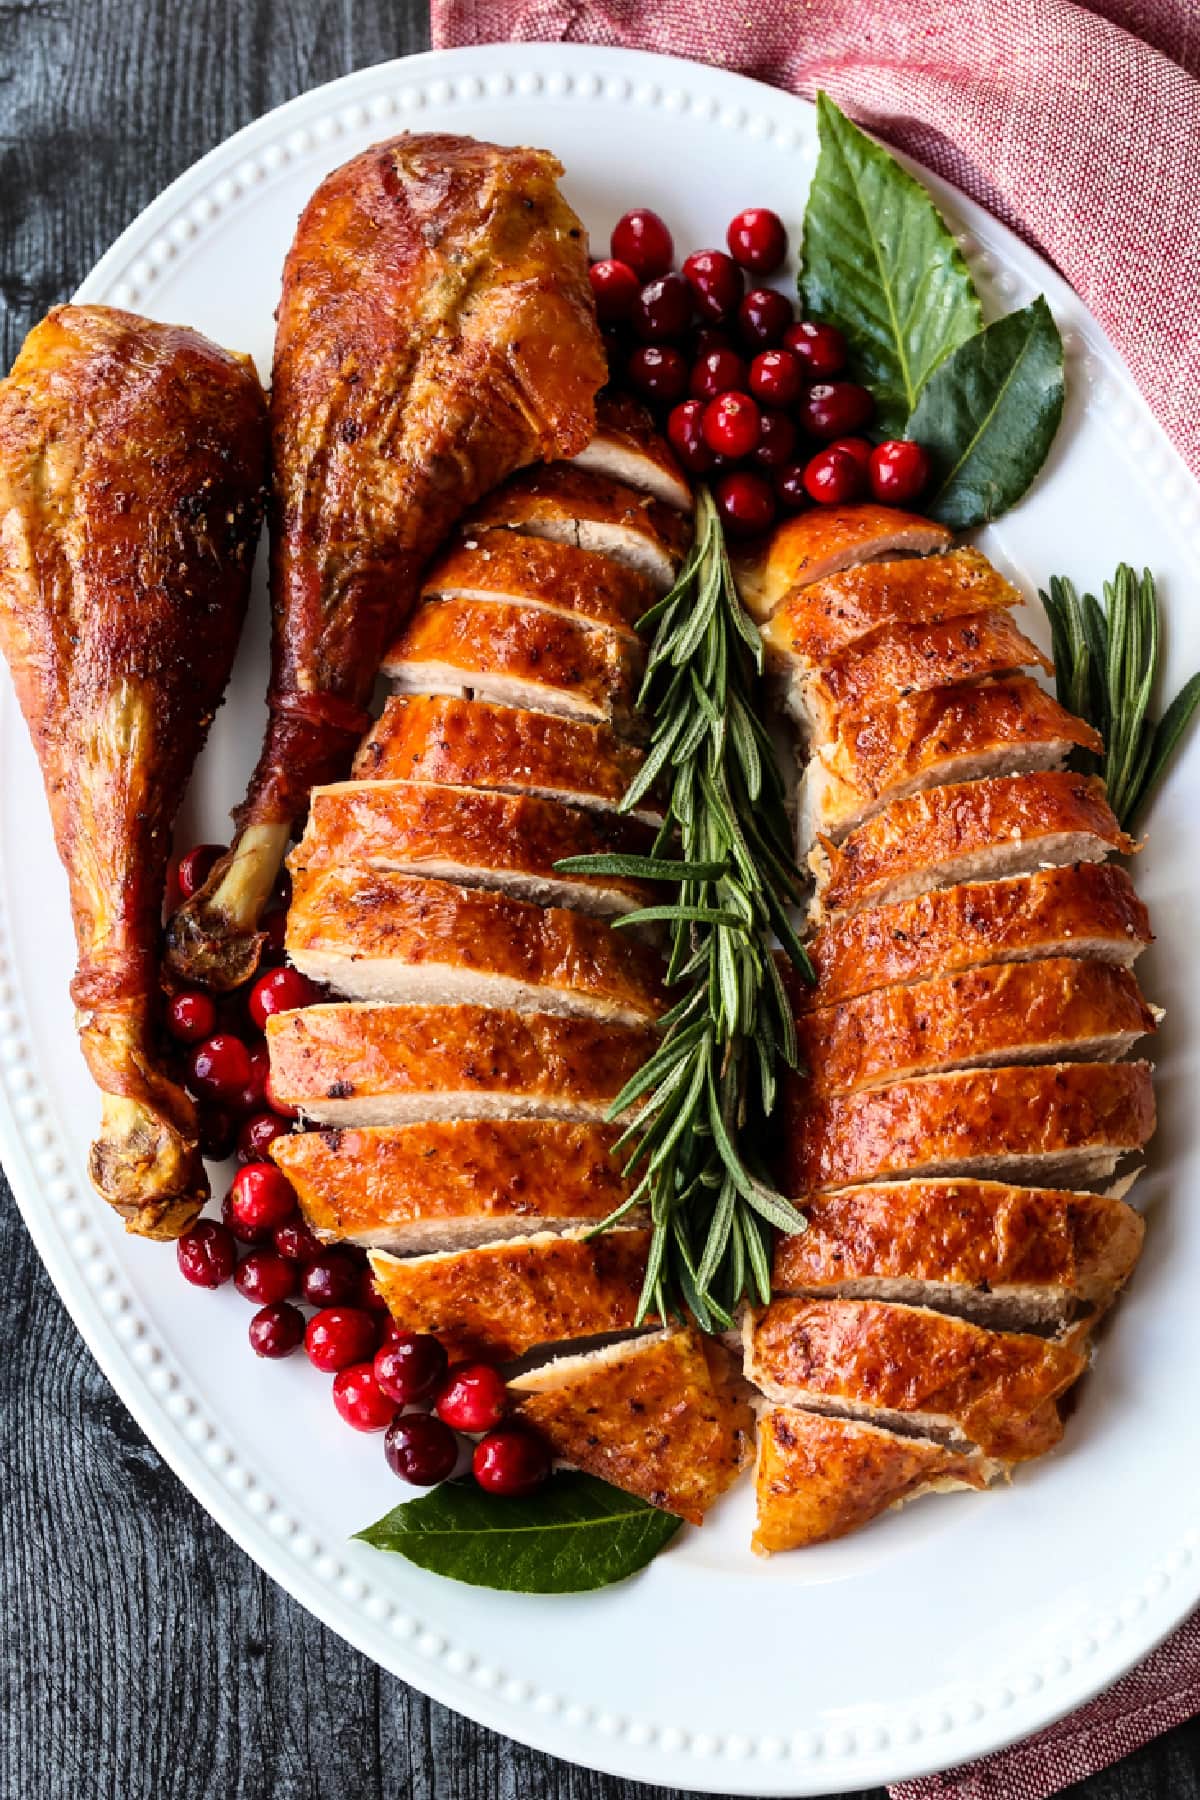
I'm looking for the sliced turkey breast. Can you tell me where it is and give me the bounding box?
[381,597,646,736]
[813,772,1133,918]
[571,393,692,510]
[420,528,655,636]
[801,863,1153,1011]
[266,1002,654,1126]
[744,1297,1087,1460]
[733,504,953,622]
[466,463,691,589]
[286,868,666,1024]
[290,779,654,918]
[752,1407,1001,1554]
[783,1060,1156,1195]
[368,1226,651,1361]
[773,1180,1145,1330]
[352,696,662,825]
[511,1329,753,1524]
[796,958,1157,1096]
[271,1119,639,1252]
[799,677,1104,845]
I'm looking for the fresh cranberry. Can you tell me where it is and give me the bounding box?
[748,348,803,409]
[332,1362,397,1432]
[165,990,217,1045]
[228,1161,296,1234]
[754,411,799,469]
[782,318,848,378]
[231,1043,269,1116]
[702,392,761,459]
[436,1362,508,1434]
[198,1106,237,1162]
[632,272,692,343]
[384,1413,459,1486]
[868,439,932,504]
[666,400,716,475]
[714,469,777,537]
[798,380,875,440]
[357,1264,389,1314]
[588,257,640,325]
[176,1219,236,1289]
[375,1334,449,1406]
[173,843,225,901]
[827,435,873,472]
[727,207,788,275]
[302,1250,361,1308]
[473,1428,551,1498]
[264,1072,300,1121]
[222,1188,271,1246]
[234,1248,298,1306]
[774,462,812,513]
[737,287,794,350]
[237,1109,289,1164]
[803,445,867,505]
[249,1301,305,1359]
[189,1032,252,1104]
[689,347,747,402]
[273,1215,325,1263]
[305,1305,379,1372]
[692,326,734,359]
[260,906,288,964]
[626,344,689,406]
[681,248,744,321]
[610,208,673,280]
[248,965,318,1032]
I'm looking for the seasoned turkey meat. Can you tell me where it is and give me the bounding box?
[570,393,692,511]
[466,462,690,589]
[733,503,952,622]
[419,528,655,635]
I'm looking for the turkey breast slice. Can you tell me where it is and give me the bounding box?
[795,957,1157,1096]
[465,462,691,589]
[811,771,1132,919]
[772,1180,1145,1331]
[801,863,1153,1011]
[752,1407,1002,1554]
[266,1001,655,1127]
[743,1296,1087,1461]
[782,1060,1156,1195]
[732,503,953,622]
[799,677,1104,846]
[570,393,692,511]
[420,528,655,636]
[286,868,666,1024]
[511,1329,753,1525]
[381,596,646,737]
[368,1227,652,1362]
[291,779,655,919]
[271,1119,641,1253]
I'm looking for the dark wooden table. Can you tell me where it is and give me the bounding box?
[2,4,1197,1796]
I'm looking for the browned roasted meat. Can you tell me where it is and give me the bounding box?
[166,133,606,990]
[0,305,267,1236]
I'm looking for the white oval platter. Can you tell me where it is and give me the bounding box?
[3,42,1199,1797]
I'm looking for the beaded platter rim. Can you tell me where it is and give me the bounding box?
[3,43,1198,1795]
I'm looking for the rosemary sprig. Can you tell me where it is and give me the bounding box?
[1040,564,1200,828]
[556,487,812,1330]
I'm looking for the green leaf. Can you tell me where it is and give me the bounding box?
[907,296,1065,528]
[801,92,982,436]
[1132,671,1200,823]
[355,1473,682,1594]
[552,853,726,882]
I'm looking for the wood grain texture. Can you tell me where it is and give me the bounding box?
[1,2,1198,1795]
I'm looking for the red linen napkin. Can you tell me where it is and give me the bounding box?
[429,5,1200,1794]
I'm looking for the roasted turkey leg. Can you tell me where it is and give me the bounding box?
[166,131,606,991]
[0,305,268,1237]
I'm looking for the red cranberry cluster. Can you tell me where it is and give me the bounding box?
[590,207,931,536]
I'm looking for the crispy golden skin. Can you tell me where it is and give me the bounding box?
[753,1408,999,1554]
[745,1298,1087,1460]
[796,957,1156,1096]
[266,1002,655,1123]
[421,528,655,634]
[773,1180,1145,1320]
[289,779,655,916]
[467,462,691,578]
[733,504,952,622]
[369,1228,652,1360]
[513,1330,754,1525]
[783,1060,1155,1194]
[0,305,267,1237]
[273,1119,637,1248]
[351,695,659,822]
[816,772,1132,917]
[286,867,666,1023]
[166,133,605,989]
[800,863,1153,1012]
